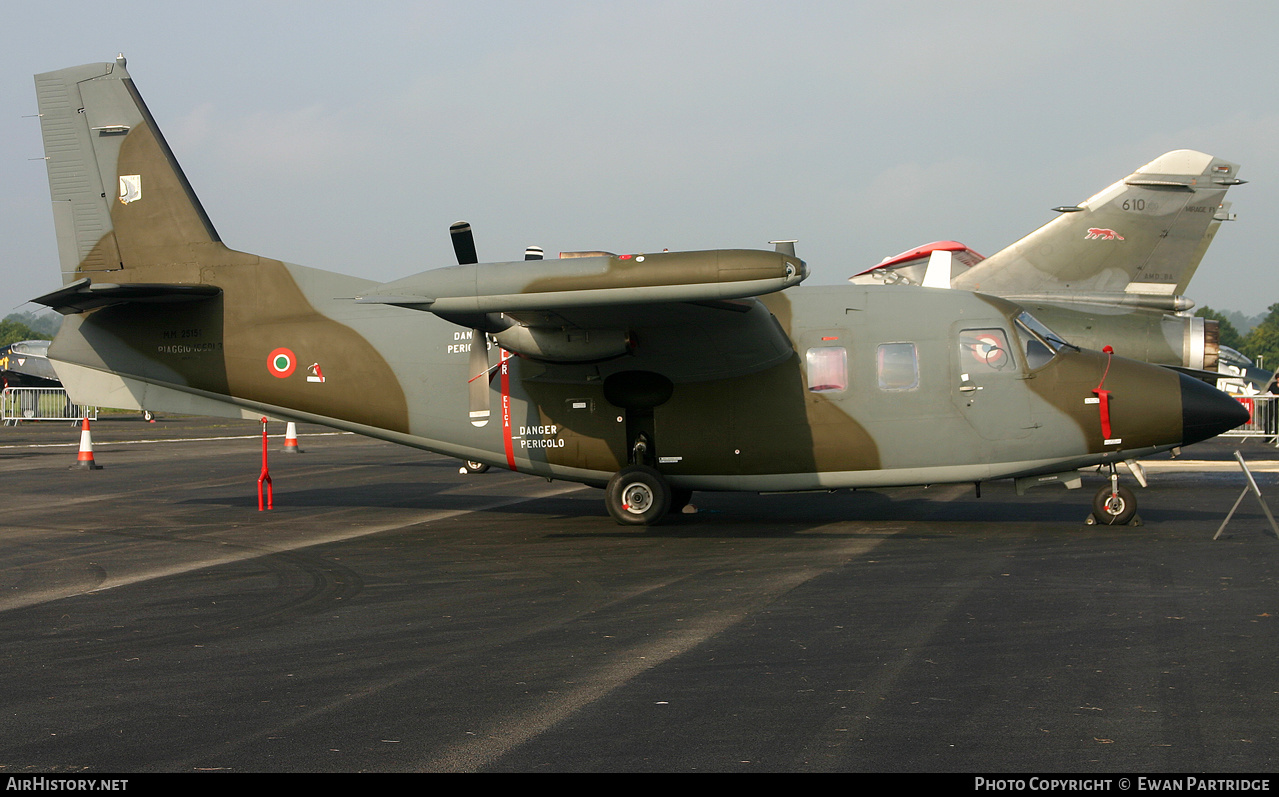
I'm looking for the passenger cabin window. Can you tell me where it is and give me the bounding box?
[806,347,847,393]
[959,328,1014,373]
[877,342,918,390]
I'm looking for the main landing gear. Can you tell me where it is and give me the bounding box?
[605,465,691,526]
[1086,464,1140,526]
[606,465,670,525]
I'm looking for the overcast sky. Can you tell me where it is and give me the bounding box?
[3,1,1277,320]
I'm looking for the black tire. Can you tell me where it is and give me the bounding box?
[1092,484,1137,525]
[463,460,490,474]
[605,465,672,526]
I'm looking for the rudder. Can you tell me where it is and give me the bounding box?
[35,55,220,286]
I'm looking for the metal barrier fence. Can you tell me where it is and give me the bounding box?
[1222,395,1278,444]
[1,387,97,424]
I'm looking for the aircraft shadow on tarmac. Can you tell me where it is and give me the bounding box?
[174,471,1244,537]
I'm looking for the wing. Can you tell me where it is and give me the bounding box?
[355,248,806,382]
[848,240,986,286]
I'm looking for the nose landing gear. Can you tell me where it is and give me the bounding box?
[1087,464,1140,526]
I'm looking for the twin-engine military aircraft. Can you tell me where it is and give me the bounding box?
[850,150,1256,387]
[29,57,1247,525]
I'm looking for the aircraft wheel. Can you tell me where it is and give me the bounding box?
[606,465,671,526]
[1092,484,1137,525]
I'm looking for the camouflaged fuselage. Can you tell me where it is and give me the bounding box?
[33,58,1247,501]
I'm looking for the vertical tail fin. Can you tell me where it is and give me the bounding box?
[952,150,1242,308]
[35,55,220,285]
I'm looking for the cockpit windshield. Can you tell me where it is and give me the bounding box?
[1219,346,1254,368]
[1014,311,1073,370]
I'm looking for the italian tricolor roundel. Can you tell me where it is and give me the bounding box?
[267,347,297,378]
[972,334,1006,367]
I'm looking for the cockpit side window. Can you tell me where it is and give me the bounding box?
[1022,335,1054,370]
[959,329,1015,374]
[1014,311,1068,370]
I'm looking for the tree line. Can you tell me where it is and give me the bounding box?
[1,311,58,347]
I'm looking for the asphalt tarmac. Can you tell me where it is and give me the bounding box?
[0,415,1276,773]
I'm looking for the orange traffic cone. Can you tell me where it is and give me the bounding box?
[282,421,303,453]
[72,417,102,470]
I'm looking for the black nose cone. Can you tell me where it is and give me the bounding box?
[1181,373,1250,445]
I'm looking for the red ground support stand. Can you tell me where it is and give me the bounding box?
[257,417,273,511]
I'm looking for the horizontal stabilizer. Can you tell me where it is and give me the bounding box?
[32,278,221,314]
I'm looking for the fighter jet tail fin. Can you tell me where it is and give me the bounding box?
[951,151,1242,309]
[34,55,222,286]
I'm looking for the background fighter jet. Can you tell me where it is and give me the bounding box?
[27,58,1248,525]
[850,151,1247,384]
[0,340,59,389]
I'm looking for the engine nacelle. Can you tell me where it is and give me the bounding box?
[491,325,633,363]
